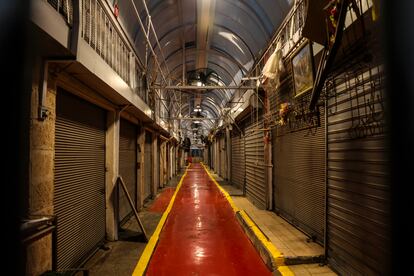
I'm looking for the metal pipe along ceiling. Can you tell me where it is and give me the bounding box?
[115,0,292,137]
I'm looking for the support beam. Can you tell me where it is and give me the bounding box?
[105,110,120,241]
[152,132,159,198]
[226,127,231,182]
[150,85,256,90]
[137,129,145,209]
[167,117,219,120]
[196,0,216,69]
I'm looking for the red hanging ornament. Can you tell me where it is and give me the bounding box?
[114,3,119,18]
[264,132,270,144]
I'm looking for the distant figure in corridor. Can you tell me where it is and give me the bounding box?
[186,155,192,165]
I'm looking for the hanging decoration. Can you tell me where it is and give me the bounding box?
[278,102,292,126]
[113,1,119,18]
[261,41,285,91]
[263,131,271,144]
[325,0,341,47]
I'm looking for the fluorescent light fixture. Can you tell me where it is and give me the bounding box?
[218,31,245,54]
[241,76,261,80]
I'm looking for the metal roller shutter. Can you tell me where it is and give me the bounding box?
[326,65,390,275]
[55,90,106,270]
[144,132,152,200]
[273,105,326,243]
[245,120,266,209]
[231,134,245,191]
[119,119,137,224]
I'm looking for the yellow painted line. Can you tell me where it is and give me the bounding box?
[200,163,239,213]
[277,265,295,276]
[239,210,286,267]
[200,162,294,276]
[132,165,190,276]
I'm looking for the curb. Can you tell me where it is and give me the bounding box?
[200,163,294,276]
[132,165,190,276]
[235,210,284,270]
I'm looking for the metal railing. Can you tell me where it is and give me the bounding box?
[247,0,374,82]
[80,0,131,85]
[47,0,73,26]
[134,59,149,105]
[21,215,56,244]
[254,0,307,74]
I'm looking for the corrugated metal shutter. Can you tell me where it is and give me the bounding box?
[231,134,245,191]
[144,132,152,200]
[245,120,266,209]
[326,65,390,275]
[273,105,326,243]
[119,119,137,224]
[55,90,106,270]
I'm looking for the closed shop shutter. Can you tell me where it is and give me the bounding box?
[119,119,137,224]
[231,134,245,190]
[326,65,390,275]
[55,89,106,270]
[245,120,266,209]
[273,105,326,243]
[144,131,152,200]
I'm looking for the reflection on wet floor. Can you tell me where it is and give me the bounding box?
[145,163,271,275]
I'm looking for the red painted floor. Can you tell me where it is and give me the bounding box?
[146,163,271,275]
[148,187,176,213]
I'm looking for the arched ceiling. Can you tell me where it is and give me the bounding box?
[116,0,293,143]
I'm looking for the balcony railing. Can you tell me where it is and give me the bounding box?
[135,59,149,104]
[252,0,374,78]
[80,0,131,85]
[47,0,73,26]
[41,0,185,131]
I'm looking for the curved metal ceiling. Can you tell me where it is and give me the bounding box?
[116,0,292,141]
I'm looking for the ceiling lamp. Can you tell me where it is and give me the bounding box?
[194,104,202,112]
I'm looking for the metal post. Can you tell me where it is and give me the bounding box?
[117,176,148,241]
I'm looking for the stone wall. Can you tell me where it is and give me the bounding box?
[26,74,56,275]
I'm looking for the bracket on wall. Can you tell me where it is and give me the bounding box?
[38,59,74,121]
[38,59,50,121]
[309,0,361,110]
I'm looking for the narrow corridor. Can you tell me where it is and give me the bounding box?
[16,1,405,275]
[144,164,270,275]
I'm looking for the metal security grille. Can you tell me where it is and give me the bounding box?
[273,104,326,243]
[80,0,130,84]
[231,134,245,191]
[119,119,137,224]
[47,0,73,26]
[326,64,390,275]
[54,89,106,270]
[245,120,266,209]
